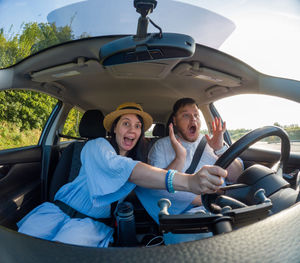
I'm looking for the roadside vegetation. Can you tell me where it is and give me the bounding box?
[227,124,300,143]
[0,22,85,149]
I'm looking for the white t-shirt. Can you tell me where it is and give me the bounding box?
[135,134,218,223]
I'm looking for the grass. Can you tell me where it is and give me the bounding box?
[0,121,41,150]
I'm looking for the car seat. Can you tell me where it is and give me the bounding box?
[48,109,106,201]
[153,123,166,138]
[147,123,166,152]
[165,114,173,136]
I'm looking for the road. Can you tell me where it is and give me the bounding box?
[251,142,300,153]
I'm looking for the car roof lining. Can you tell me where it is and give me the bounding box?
[2,36,299,123]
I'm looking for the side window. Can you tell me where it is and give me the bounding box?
[145,124,155,138]
[199,113,208,135]
[61,108,84,141]
[214,94,300,153]
[0,90,58,150]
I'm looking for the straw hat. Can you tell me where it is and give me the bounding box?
[103,102,153,132]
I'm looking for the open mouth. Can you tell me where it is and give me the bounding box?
[124,137,135,147]
[188,125,197,135]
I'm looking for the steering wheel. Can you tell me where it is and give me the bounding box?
[215,125,290,170]
[202,126,291,211]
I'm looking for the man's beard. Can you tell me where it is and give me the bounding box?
[176,126,199,143]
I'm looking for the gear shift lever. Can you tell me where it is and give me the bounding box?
[158,198,171,216]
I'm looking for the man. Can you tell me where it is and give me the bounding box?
[135,98,243,244]
[149,97,242,183]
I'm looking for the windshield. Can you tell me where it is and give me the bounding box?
[0,0,300,81]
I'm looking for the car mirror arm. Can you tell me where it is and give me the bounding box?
[134,0,158,39]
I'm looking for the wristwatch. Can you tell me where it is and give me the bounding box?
[214,144,228,157]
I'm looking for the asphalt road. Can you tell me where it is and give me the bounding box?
[252,142,300,152]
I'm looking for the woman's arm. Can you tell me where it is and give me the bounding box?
[129,162,227,195]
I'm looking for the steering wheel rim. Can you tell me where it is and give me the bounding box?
[215,126,290,170]
[202,126,291,212]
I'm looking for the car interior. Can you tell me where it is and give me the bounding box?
[0,0,300,262]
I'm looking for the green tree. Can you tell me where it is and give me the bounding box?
[1,22,75,68]
[0,90,58,130]
[62,108,84,137]
[0,22,75,130]
[273,122,281,127]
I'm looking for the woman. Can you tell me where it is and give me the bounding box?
[18,102,227,247]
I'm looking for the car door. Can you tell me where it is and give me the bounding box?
[0,90,60,229]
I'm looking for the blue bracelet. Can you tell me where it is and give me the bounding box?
[165,169,177,193]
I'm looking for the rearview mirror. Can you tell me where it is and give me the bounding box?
[99,33,195,66]
[100,0,195,66]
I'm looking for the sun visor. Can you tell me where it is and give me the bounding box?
[30,58,103,82]
[173,62,241,87]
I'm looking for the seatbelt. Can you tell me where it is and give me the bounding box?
[185,136,207,174]
[54,200,114,227]
[54,141,121,229]
[54,198,121,229]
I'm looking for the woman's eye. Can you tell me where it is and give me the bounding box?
[123,121,130,126]
[135,124,141,129]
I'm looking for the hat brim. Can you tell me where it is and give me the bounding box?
[103,109,153,132]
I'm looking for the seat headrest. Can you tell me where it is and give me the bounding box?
[153,123,166,137]
[165,114,173,136]
[79,110,106,139]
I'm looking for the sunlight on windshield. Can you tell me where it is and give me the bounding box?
[220,11,300,81]
[215,94,300,129]
[180,0,300,81]
[0,0,299,81]
[215,94,300,153]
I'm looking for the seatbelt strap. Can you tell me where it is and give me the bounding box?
[185,136,207,174]
[54,200,114,226]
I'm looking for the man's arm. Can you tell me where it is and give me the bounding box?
[148,123,187,172]
[206,117,244,183]
[223,158,243,183]
[165,124,204,206]
[164,123,187,171]
[148,125,203,206]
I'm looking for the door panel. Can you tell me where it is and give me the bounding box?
[240,147,300,174]
[0,146,42,229]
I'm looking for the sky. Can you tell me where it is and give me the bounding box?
[182,0,300,129]
[0,0,82,34]
[181,0,300,80]
[0,0,299,129]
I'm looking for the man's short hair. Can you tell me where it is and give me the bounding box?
[172,98,198,115]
